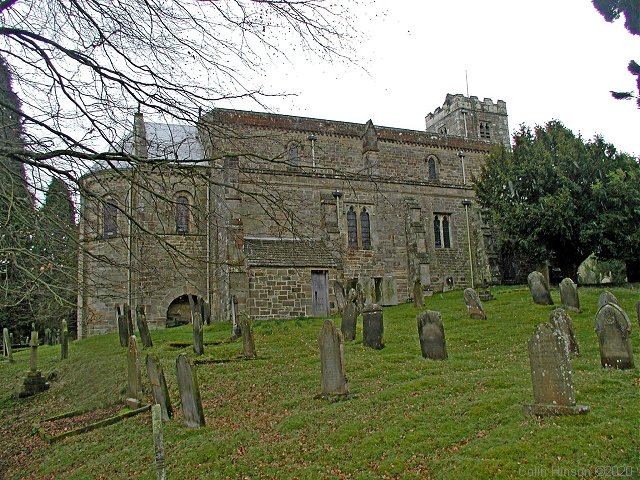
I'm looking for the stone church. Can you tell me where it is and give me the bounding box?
[77,94,510,336]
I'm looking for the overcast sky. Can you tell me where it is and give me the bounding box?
[221,0,640,156]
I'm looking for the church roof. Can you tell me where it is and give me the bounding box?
[243,237,337,268]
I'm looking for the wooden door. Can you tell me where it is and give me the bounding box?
[311,270,329,317]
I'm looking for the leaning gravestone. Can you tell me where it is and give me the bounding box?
[597,290,620,309]
[3,328,14,363]
[126,336,143,409]
[136,305,153,348]
[527,271,554,305]
[19,330,49,398]
[413,278,424,308]
[463,288,487,320]
[340,289,358,341]
[417,310,448,360]
[594,303,634,369]
[523,323,589,416]
[60,320,69,360]
[317,320,350,398]
[362,303,384,349]
[151,404,167,480]
[146,354,173,421]
[239,315,257,359]
[175,354,206,428]
[559,278,580,312]
[549,308,579,358]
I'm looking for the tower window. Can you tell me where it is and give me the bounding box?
[103,201,118,237]
[479,121,491,140]
[427,156,438,180]
[175,195,190,233]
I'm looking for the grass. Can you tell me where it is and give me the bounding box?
[0,285,638,479]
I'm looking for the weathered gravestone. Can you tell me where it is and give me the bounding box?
[413,278,424,308]
[597,290,620,310]
[230,295,241,340]
[239,315,257,359]
[559,278,580,312]
[60,320,69,360]
[126,335,143,409]
[362,303,384,350]
[317,320,350,399]
[463,288,487,320]
[340,289,358,341]
[175,353,206,428]
[3,328,14,363]
[189,295,204,356]
[417,310,448,360]
[523,323,589,416]
[549,308,579,358]
[151,404,167,480]
[136,305,153,348]
[116,304,131,347]
[146,354,173,421]
[594,303,634,369]
[527,271,554,305]
[19,330,49,398]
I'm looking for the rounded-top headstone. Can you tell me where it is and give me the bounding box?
[527,271,554,305]
[597,290,620,310]
[416,310,447,360]
[558,278,580,312]
[594,303,634,369]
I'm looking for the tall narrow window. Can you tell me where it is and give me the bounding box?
[360,208,371,249]
[442,215,451,248]
[434,214,452,249]
[103,201,118,237]
[347,206,357,249]
[427,157,437,180]
[176,195,190,233]
[433,216,442,248]
[287,143,299,169]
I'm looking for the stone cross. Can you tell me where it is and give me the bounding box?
[558,278,580,312]
[340,289,358,341]
[527,271,553,305]
[597,290,620,310]
[463,288,487,320]
[417,310,448,360]
[594,303,634,369]
[151,404,167,480]
[146,354,173,421]
[3,328,14,363]
[116,305,130,347]
[549,308,579,358]
[136,305,153,348]
[60,320,69,360]
[318,320,349,398]
[413,278,424,308]
[175,354,206,428]
[523,323,589,416]
[239,315,257,359]
[29,330,38,372]
[362,303,384,349]
[126,335,143,409]
[19,329,49,398]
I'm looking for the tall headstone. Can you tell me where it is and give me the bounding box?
[340,289,358,341]
[549,308,579,358]
[463,288,487,320]
[523,323,589,416]
[19,330,49,397]
[597,290,620,309]
[239,315,257,359]
[175,354,206,428]
[558,278,580,312]
[124,304,134,340]
[317,320,349,398]
[527,271,553,305]
[146,354,173,421]
[60,319,69,360]
[362,303,384,350]
[594,303,634,369]
[3,328,14,363]
[116,305,129,347]
[188,295,204,355]
[151,404,167,480]
[413,278,424,308]
[126,335,143,409]
[136,305,153,348]
[417,310,448,360]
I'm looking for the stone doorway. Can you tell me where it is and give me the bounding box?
[166,294,204,327]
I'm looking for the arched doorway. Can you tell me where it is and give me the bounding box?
[166,294,204,328]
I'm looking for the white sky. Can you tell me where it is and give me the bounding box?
[220,0,640,156]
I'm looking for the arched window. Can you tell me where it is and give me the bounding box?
[360,208,371,249]
[103,200,118,237]
[427,157,437,180]
[347,206,357,249]
[433,216,441,248]
[442,215,451,248]
[175,195,190,234]
[434,214,452,249]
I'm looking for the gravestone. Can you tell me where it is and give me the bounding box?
[463,288,487,320]
[417,310,448,360]
[116,305,130,347]
[124,304,134,340]
[527,271,553,305]
[19,330,49,398]
[340,289,358,341]
[191,303,204,356]
[151,404,167,480]
[594,303,634,369]
[317,320,349,398]
[3,328,14,363]
[239,315,257,359]
[126,335,143,409]
[558,278,580,312]
[60,320,69,360]
[202,301,211,325]
[597,290,620,310]
[146,354,173,421]
[523,323,589,416]
[333,281,346,312]
[549,308,579,358]
[175,354,206,428]
[136,305,153,348]
[362,303,384,349]
[230,295,241,340]
[413,278,424,308]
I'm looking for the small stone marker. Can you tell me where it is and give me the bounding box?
[175,353,206,428]
[523,323,589,416]
[318,320,350,398]
[146,354,173,421]
[239,315,257,359]
[463,288,487,320]
[340,289,358,341]
[151,404,167,480]
[3,328,14,363]
[594,303,634,369]
[60,320,69,360]
[362,303,384,349]
[549,308,579,358]
[597,290,620,309]
[116,304,130,347]
[136,305,153,348]
[558,277,580,312]
[527,271,554,305]
[413,278,424,308]
[126,335,143,409]
[417,310,448,360]
[19,330,49,398]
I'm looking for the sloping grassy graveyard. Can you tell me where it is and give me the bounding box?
[0,286,638,479]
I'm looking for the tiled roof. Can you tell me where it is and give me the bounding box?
[244,237,337,268]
